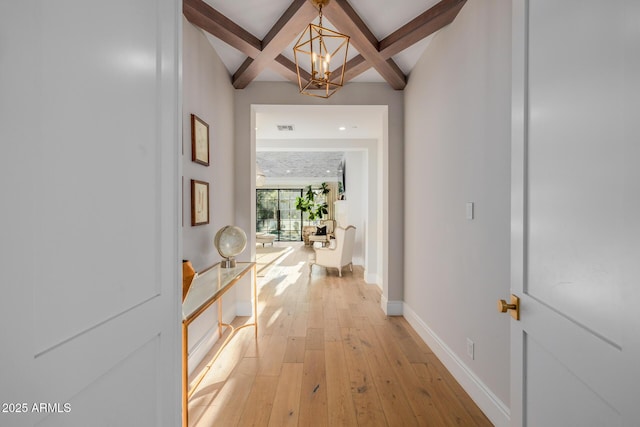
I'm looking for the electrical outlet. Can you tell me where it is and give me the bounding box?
[467,338,475,360]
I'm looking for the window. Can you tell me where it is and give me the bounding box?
[256,189,303,241]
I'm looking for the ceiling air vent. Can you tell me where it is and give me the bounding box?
[277,125,295,131]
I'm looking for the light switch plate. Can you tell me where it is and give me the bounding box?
[466,202,474,220]
[467,338,475,360]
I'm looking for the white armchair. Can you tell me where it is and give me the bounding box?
[309,226,356,277]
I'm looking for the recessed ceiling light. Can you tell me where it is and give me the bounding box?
[326,170,331,173]
[338,126,346,131]
[286,170,291,173]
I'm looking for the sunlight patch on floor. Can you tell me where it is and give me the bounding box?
[264,307,282,329]
[257,244,308,296]
[261,261,306,297]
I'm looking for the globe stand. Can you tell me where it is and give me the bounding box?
[221,257,236,268]
[214,226,247,270]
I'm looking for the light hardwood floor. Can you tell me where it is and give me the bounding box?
[188,242,492,426]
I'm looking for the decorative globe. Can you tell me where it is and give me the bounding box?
[214,226,247,268]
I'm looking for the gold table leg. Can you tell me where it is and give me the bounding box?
[182,322,188,427]
[183,263,259,427]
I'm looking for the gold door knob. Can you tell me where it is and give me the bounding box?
[497,300,516,312]
[497,294,520,320]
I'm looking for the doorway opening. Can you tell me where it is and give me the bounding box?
[252,104,386,288]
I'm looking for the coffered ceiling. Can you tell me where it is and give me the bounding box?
[183,0,467,89]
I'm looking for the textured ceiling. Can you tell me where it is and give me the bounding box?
[256,151,344,181]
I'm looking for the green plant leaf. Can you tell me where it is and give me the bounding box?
[320,182,330,195]
[305,185,315,202]
[312,203,329,219]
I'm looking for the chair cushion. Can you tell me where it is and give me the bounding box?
[315,225,327,236]
[256,233,276,243]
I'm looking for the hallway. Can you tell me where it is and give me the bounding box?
[188,243,492,426]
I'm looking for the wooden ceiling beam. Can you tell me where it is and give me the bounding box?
[184,0,468,91]
[183,0,261,57]
[232,0,317,89]
[271,54,312,84]
[379,0,467,58]
[183,0,306,86]
[339,55,368,82]
[332,0,467,82]
[322,0,406,89]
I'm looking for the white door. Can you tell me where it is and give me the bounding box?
[0,1,181,426]
[510,0,640,426]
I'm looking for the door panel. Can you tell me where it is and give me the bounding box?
[36,336,160,427]
[526,0,627,345]
[35,0,163,355]
[256,189,278,235]
[278,189,302,241]
[525,334,620,427]
[518,293,623,417]
[0,1,181,426]
[511,0,640,425]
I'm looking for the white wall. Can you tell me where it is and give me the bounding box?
[235,84,404,313]
[182,19,237,373]
[344,151,366,266]
[403,0,511,424]
[182,20,235,271]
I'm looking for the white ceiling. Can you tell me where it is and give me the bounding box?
[196,0,447,180]
[255,104,383,181]
[256,105,384,140]
[201,0,440,82]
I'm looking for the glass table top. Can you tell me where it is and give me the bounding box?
[182,262,254,322]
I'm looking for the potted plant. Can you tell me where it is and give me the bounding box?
[295,183,330,221]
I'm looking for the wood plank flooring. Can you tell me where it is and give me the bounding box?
[188,243,492,426]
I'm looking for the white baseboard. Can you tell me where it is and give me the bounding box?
[364,271,378,285]
[187,302,238,375]
[403,303,510,427]
[187,328,218,376]
[380,295,404,316]
[236,300,252,317]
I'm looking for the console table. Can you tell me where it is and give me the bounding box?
[182,261,257,427]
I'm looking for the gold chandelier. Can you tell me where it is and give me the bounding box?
[293,0,350,98]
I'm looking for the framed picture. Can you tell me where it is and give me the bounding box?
[191,179,209,226]
[191,114,210,166]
